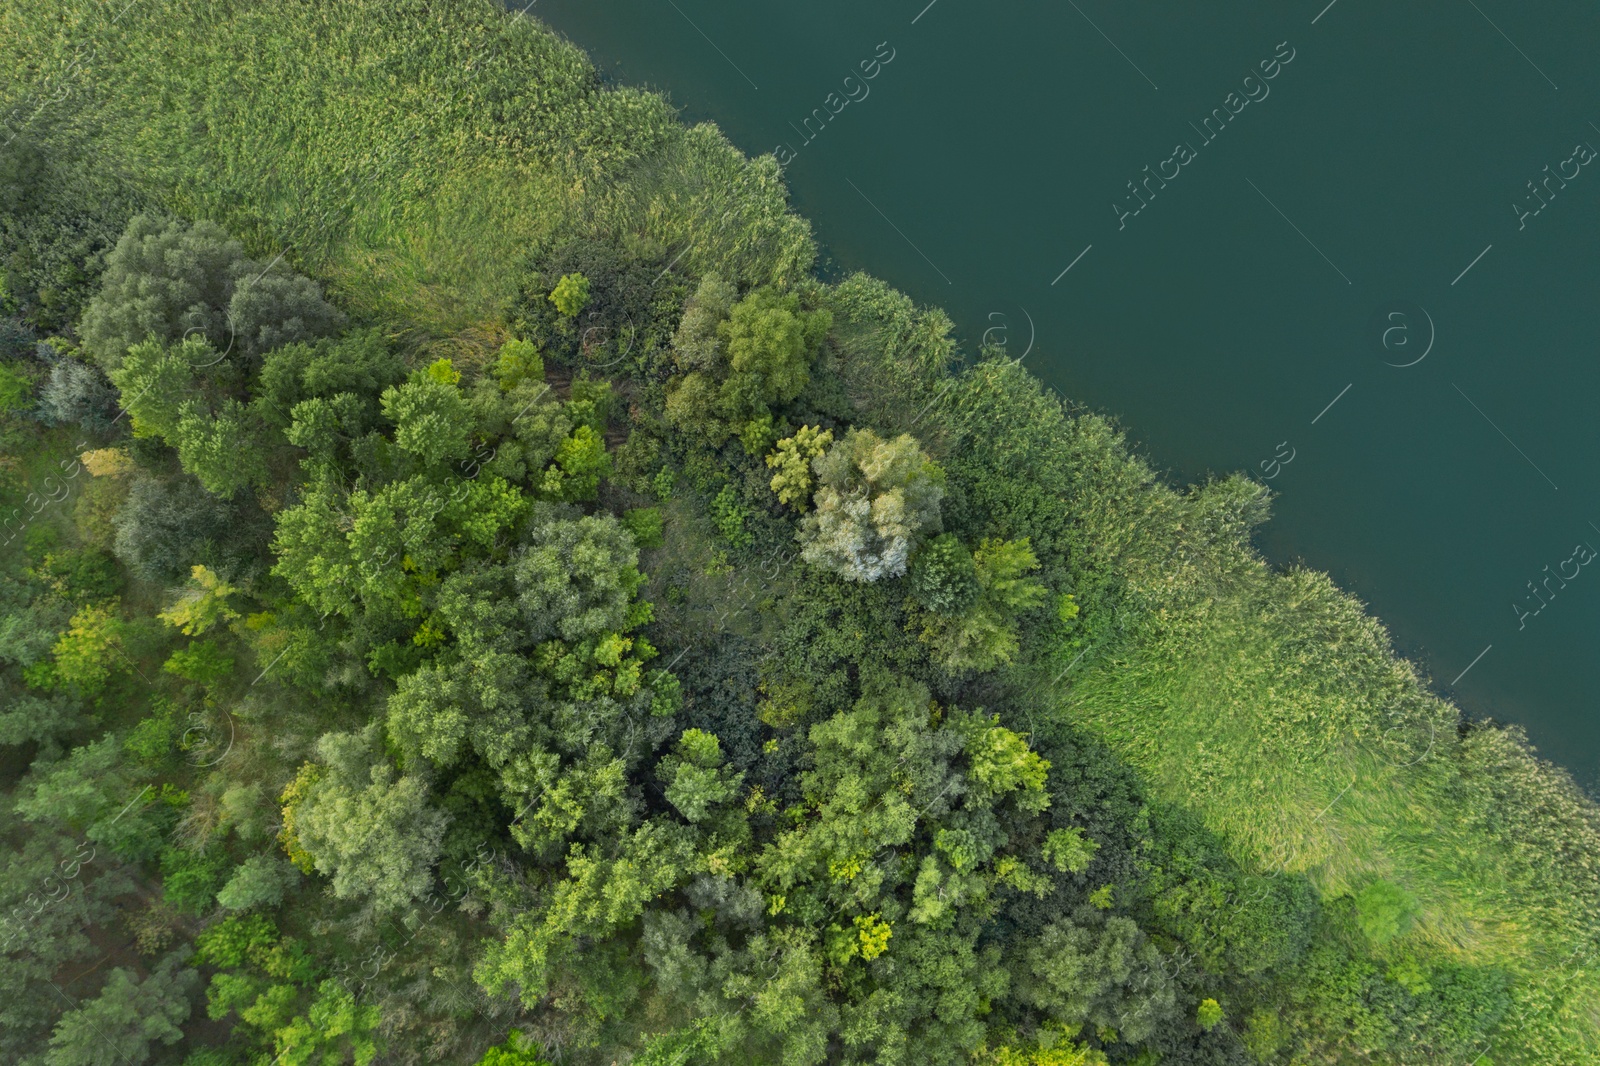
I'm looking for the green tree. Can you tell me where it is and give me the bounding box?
[909,533,979,613]
[105,335,208,441]
[79,215,247,370]
[0,692,87,750]
[37,354,121,434]
[475,1030,553,1066]
[41,955,197,1066]
[715,287,830,423]
[664,283,829,440]
[1012,917,1178,1045]
[157,564,241,636]
[1043,828,1100,874]
[766,424,833,508]
[287,724,449,913]
[170,397,271,499]
[657,729,744,823]
[217,853,296,912]
[162,639,234,686]
[622,506,664,549]
[113,473,257,584]
[79,214,340,371]
[380,359,472,467]
[669,273,736,375]
[540,423,611,502]
[549,272,591,318]
[255,328,402,435]
[49,601,126,695]
[916,537,1048,672]
[107,335,272,497]
[493,338,544,390]
[514,510,645,645]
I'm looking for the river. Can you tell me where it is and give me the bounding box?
[530,0,1600,788]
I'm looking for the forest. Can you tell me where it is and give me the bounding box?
[0,2,1596,1065]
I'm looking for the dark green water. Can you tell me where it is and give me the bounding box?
[531,0,1600,787]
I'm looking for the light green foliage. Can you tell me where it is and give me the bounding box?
[717,288,830,421]
[495,338,544,389]
[975,536,1050,613]
[478,821,700,1005]
[288,724,449,913]
[380,359,472,467]
[658,729,744,823]
[1241,1008,1289,1059]
[219,784,271,842]
[216,853,295,912]
[265,979,382,1066]
[550,272,591,317]
[162,639,234,686]
[652,466,675,500]
[106,335,210,441]
[107,335,271,497]
[799,427,945,581]
[975,1040,1109,1066]
[766,424,832,508]
[662,370,723,443]
[41,956,197,1066]
[738,411,777,456]
[1354,878,1419,944]
[956,711,1050,805]
[195,913,278,970]
[622,506,665,549]
[172,397,270,499]
[541,423,611,501]
[1197,997,1224,1031]
[475,1030,553,1066]
[1043,828,1100,874]
[161,844,230,913]
[0,361,30,413]
[157,564,240,636]
[710,484,751,548]
[3,5,1596,1062]
[49,600,126,695]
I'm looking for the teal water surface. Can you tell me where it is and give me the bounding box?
[531,0,1600,787]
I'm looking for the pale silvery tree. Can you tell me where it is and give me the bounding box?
[799,428,944,582]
